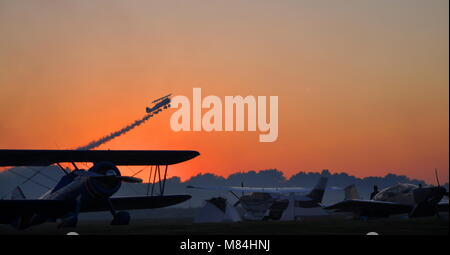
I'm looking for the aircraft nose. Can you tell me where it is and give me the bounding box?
[430,186,448,199]
[106,169,118,176]
[437,186,449,197]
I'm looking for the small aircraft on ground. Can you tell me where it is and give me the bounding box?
[325,170,449,218]
[0,149,199,229]
[188,177,330,221]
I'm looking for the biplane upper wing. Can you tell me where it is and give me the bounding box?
[0,150,200,166]
[187,185,309,193]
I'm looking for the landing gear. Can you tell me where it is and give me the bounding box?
[57,212,78,228]
[111,211,131,225]
[107,199,131,225]
[58,195,81,228]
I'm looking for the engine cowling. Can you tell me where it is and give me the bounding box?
[85,162,122,199]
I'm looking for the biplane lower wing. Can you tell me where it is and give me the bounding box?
[80,195,192,212]
[0,200,71,223]
[0,195,191,223]
[0,149,200,166]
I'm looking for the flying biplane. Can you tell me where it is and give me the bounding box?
[0,149,199,229]
[146,94,171,114]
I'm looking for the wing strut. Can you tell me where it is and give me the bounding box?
[146,166,153,196]
[146,165,170,197]
[161,165,168,195]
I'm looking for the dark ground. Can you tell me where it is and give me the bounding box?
[1,217,448,235]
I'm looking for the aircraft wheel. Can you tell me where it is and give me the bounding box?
[58,213,78,228]
[111,211,130,225]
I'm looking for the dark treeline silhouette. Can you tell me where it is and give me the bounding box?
[1,166,448,208]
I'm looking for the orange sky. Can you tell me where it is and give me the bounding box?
[0,0,448,183]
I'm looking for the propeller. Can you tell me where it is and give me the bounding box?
[434,168,448,197]
[435,168,440,187]
[87,171,143,183]
[232,181,245,207]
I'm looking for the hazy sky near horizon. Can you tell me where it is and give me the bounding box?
[0,0,448,183]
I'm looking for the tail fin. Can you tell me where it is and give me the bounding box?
[307,177,328,203]
[344,184,359,200]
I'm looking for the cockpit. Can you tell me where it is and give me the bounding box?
[373,183,418,202]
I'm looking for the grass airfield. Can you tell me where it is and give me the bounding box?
[1,217,448,235]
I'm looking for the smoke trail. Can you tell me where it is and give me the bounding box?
[76,113,154,150]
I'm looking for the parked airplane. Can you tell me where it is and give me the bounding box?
[0,149,199,229]
[188,177,330,221]
[146,94,171,114]
[325,171,448,219]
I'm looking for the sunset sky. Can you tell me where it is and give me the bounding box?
[0,0,448,183]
